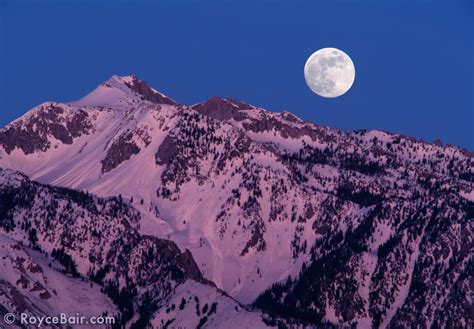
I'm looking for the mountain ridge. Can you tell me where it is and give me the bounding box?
[3,74,472,154]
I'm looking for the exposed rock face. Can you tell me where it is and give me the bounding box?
[67,109,91,137]
[155,135,179,166]
[124,75,177,105]
[192,96,252,121]
[0,103,91,155]
[101,125,153,173]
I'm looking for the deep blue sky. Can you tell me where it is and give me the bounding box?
[1,0,473,149]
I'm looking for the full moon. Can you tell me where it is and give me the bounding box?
[304,48,355,98]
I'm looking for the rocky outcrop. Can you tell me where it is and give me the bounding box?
[0,104,91,154]
[101,126,151,173]
[155,135,179,166]
[124,75,177,105]
[101,134,141,173]
[192,96,252,121]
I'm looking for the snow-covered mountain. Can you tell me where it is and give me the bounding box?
[0,75,472,328]
[0,168,270,328]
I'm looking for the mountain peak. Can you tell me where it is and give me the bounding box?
[102,74,138,87]
[71,74,177,108]
[191,96,257,121]
[120,75,177,106]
